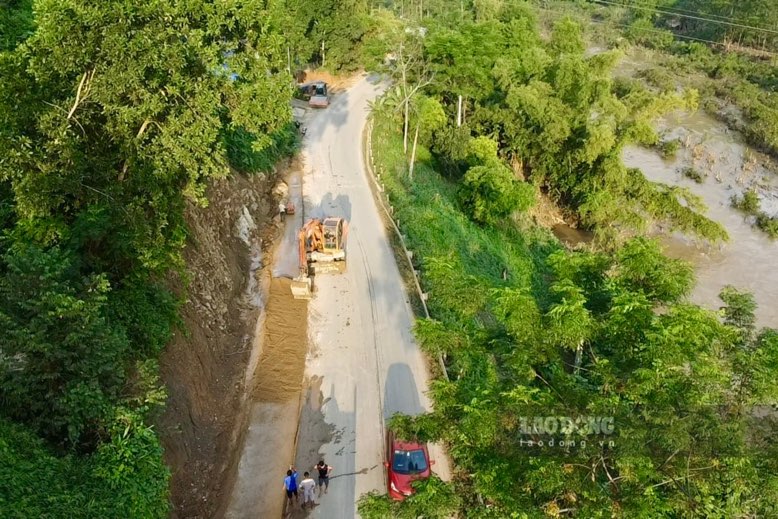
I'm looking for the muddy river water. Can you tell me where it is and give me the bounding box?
[622,109,778,327]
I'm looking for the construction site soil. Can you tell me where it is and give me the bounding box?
[156,164,289,519]
[252,277,308,403]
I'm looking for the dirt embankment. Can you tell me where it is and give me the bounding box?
[156,166,286,519]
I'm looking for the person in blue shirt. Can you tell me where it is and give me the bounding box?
[283,466,299,507]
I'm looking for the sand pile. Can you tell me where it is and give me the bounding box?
[253,277,309,403]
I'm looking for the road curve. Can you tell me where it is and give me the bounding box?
[287,75,450,517]
[224,75,449,519]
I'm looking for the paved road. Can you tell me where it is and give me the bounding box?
[225,75,449,519]
[289,75,450,518]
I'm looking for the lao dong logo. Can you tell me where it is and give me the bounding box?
[519,416,615,436]
[518,416,616,449]
[519,416,616,436]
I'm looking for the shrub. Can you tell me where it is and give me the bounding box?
[659,138,681,158]
[682,167,704,183]
[458,163,535,225]
[0,414,170,518]
[756,213,778,238]
[731,189,760,215]
[432,124,471,178]
[626,18,673,49]
[638,67,676,92]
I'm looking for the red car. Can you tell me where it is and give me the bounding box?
[384,432,433,500]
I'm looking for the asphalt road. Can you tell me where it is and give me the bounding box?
[225,74,449,519]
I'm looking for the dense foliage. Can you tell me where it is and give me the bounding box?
[412,3,726,242]
[459,162,535,224]
[0,0,374,515]
[362,5,778,515]
[369,96,778,516]
[0,0,34,51]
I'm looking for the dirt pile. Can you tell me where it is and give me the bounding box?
[297,69,362,94]
[156,166,284,519]
[253,277,309,403]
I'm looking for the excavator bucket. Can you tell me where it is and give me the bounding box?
[290,276,312,299]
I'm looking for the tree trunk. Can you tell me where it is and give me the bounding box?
[574,340,583,375]
[401,55,409,154]
[403,96,410,154]
[456,95,462,127]
[409,121,420,181]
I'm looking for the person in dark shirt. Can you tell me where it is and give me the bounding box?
[314,460,333,495]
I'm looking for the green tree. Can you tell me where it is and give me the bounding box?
[0,0,34,51]
[0,0,293,273]
[358,476,461,519]
[0,246,129,447]
[408,95,447,179]
[458,163,534,225]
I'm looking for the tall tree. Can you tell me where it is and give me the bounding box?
[0,0,293,273]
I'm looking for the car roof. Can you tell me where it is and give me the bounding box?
[390,436,426,452]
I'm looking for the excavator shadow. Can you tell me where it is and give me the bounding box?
[317,193,351,221]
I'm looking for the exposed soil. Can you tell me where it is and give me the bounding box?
[157,165,287,519]
[253,278,309,403]
[223,166,313,519]
[297,68,363,94]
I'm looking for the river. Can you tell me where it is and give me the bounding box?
[623,109,778,328]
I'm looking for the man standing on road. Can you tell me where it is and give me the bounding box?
[299,471,317,510]
[314,460,333,495]
[283,466,299,507]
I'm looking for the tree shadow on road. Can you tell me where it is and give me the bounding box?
[384,362,424,420]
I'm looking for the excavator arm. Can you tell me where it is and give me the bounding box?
[298,227,308,277]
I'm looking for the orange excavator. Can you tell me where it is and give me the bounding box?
[290,217,349,299]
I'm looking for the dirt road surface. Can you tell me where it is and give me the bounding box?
[226,74,450,519]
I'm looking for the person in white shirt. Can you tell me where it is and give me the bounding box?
[299,471,317,510]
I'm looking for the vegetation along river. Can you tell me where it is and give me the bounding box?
[623,109,778,327]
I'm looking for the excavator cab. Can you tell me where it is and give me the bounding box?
[322,217,344,253]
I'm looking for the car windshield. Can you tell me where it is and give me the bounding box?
[314,84,326,96]
[392,448,428,475]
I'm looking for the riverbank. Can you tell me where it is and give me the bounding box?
[365,96,778,517]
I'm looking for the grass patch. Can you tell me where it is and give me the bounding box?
[756,213,778,238]
[370,115,560,323]
[682,166,704,183]
[658,138,681,159]
[731,189,761,215]
[730,189,778,238]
